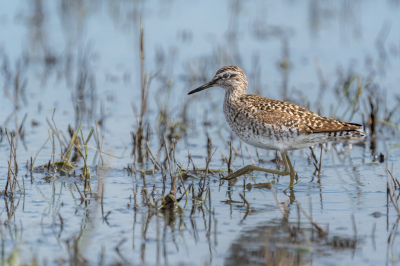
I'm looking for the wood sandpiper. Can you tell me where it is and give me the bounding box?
[188,65,366,183]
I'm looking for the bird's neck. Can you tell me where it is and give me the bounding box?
[224,85,247,104]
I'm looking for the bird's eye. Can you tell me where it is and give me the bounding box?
[223,73,230,79]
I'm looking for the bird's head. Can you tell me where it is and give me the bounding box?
[188,65,248,95]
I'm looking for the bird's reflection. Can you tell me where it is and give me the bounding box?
[224,218,360,266]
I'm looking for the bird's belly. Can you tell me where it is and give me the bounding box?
[237,130,329,151]
[226,116,330,151]
[228,123,292,151]
[239,134,284,151]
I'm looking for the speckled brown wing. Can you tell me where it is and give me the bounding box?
[240,94,364,135]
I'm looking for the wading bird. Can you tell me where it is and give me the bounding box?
[188,65,366,184]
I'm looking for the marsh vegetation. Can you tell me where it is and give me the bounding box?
[1,1,400,265]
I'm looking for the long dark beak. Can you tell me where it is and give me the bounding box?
[188,80,216,95]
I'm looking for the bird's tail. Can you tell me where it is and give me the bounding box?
[348,130,367,138]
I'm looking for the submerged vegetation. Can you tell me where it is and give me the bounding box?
[1,1,400,265]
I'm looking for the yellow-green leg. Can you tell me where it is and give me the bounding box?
[285,154,295,179]
[222,151,292,180]
[285,153,296,187]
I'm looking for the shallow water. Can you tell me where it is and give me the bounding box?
[1,1,400,265]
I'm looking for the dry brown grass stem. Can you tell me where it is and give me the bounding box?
[189,153,197,172]
[4,128,21,196]
[164,135,175,195]
[197,158,210,199]
[61,122,82,171]
[7,161,21,193]
[272,188,287,217]
[46,110,67,160]
[207,135,212,159]
[309,146,323,176]
[145,141,162,171]
[95,119,104,166]
[133,20,158,165]
[297,203,328,235]
[142,187,154,209]
[387,169,400,216]
[177,170,189,199]
[245,146,255,166]
[198,147,217,198]
[74,182,85,202]
[239,193,251,208]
